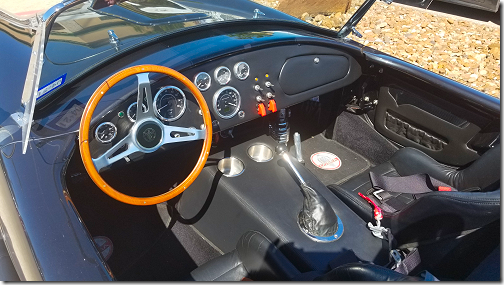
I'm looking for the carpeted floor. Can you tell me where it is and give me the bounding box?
[65,144,221,281]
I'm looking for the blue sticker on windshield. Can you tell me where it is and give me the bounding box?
[37,73,67,100]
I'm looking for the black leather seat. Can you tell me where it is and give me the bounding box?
[188,231,301,281]
[328,145,500,245]
[189,230,422,281]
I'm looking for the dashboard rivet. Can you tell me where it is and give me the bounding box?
[314,57,320,64]
[238,110,245,118]
[198,109,203,116]
[200,124,205,130]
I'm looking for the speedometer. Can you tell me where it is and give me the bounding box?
[153,86,186,122]
[213,87,241,119]
[214,66,231,85]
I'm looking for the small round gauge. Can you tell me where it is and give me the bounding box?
[213,87,241,119]
[214,66,231,85]
[233,62,250,80]
[153,86,187,122]
[127,102,147,122]
[194,72,211,91]
[95,122,117,143]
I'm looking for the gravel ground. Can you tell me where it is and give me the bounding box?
[254,0,501,98]
[1,0,499,98]
[0,0,60,15]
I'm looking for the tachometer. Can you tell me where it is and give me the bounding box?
[233,62,250,80]
[194,72,211,91]
[95,122,117,143]
[154,86,187,122]
[214,66,231,85]
[213,87,241,119]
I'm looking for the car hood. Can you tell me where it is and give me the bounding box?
[45,0,299,65]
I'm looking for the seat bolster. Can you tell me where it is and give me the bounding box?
[388,146,500,191]
[236,231,300,281]
[388,147,458,185]
[457,144,500,191]
[189,250,247,281]
[389,190,501,244]
[314,263,422,281]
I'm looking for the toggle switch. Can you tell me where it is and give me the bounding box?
[257,103,267,117]
[268,99,277,113]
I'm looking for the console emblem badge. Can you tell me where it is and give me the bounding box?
[143,128,156,142]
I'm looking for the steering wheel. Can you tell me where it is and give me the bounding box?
[79,65,212,205]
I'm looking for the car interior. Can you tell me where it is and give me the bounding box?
[39,22,501,281]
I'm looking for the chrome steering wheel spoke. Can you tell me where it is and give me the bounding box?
[92,133,140,172]
[136,73,155,121]
[162,125,205,144]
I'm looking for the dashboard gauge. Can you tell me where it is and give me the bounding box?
[95,122,117,143]
[214,66,231,85]
[233,62,250,80]
[194,72,211,91]
[213,87,241,119]
[153,86,187,122]
[126,102,147,122]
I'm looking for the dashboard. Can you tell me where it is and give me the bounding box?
[86,43,362,159]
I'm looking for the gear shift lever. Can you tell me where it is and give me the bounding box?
[276,143,342,242]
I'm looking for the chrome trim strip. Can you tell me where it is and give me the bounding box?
[21,0,86,154]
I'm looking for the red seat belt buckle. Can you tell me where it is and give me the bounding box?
[438,186,451,191]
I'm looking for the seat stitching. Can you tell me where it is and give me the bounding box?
[210,260,244,281]
[330,185,372,213]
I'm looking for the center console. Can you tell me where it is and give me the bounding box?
[177,133,389,272]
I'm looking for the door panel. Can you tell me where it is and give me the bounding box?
[374,87,481,166]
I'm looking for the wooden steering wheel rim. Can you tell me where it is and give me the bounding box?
[79,65,213,205]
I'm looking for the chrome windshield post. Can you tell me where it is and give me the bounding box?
[20,0,86,154]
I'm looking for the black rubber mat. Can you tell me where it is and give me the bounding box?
[290,134,371,186]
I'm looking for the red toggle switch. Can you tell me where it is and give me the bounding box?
[268,99,277,113]
[257,103,267,117]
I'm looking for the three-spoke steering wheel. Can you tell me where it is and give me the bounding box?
[79,65,212,205]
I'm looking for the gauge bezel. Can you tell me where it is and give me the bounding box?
[153,86,187,122]
[126,102,147,122]
[193,72,212,91]
[95,122,117,144]
[233,62,250,80]
[214,66,231,85]
[213,86,241,119]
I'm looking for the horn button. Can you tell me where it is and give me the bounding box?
[136,122,163,149]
